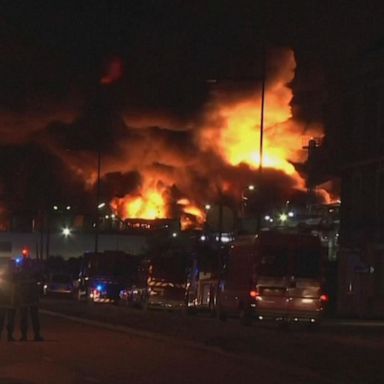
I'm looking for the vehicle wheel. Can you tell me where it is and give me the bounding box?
[208,286,217,317]
[306,320,320,331]
[112,298,120,306]
[217,306,227,322]
[184,305,196,316]
[73,289,81,301]
[239,307,252,326]
[140,297,149,311]
[86,289,94,305]
[277,320,289,330]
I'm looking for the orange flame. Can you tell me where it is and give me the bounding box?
[100,57,124,85]
[109,49,329,225]
[111,187,168,220]
[199,50,320,186]
[177,198,206,230]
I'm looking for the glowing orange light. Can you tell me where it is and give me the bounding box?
[105,49,333,228]
[112,188,168,220]
[320,294,329,302]
[177,199,206,230]
[199,50,322,189]
[250,290,259,298]
[100,57,124,85]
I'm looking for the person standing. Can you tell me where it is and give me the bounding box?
[0,259,16,341]
[17,254,43,342]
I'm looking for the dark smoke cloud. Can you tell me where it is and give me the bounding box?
[0,10,330,220]
[100,171,141,200]
[0,48,324,221]
[0,143,90,214]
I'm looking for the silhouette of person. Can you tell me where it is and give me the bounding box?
[17,256,43,341]
[0,259,16,341]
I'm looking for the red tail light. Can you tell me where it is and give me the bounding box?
[320,294,329,302]
[250,290,259,298]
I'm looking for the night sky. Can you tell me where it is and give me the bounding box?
[0,0,383,215]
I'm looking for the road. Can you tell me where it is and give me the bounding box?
[0,299,382,384]
[0,313,318,384]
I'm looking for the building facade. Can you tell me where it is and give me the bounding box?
[327,42,384,317]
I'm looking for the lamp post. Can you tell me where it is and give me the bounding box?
[256,44,266,233]
[241,185,255,218]
[94,148,101,254]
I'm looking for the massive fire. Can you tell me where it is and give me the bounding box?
[199,50,307,181]
[110,49,325,225]
[111,188,168,220]
[177,198,206,230]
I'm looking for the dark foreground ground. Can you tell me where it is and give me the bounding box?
[0,298,382,384]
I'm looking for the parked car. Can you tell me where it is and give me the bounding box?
[43,273,75,297]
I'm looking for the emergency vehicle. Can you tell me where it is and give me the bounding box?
[120,250,188,309]
[76,251,139,303]
[187,231,328,325]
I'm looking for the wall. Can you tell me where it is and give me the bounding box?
[0,232,149,259]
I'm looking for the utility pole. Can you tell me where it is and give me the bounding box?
[256,44,266,233]
[259,44,266,175]
[94,148,101,254]
[45,210,50,260]
[303,138,320,215]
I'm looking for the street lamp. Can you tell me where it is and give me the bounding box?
[241,185,256,218]
[94,148,101,254]
[279,213,288,223]
[62,227,71,237]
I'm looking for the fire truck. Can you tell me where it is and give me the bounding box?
[187,231,328,325]
[76,251,139,303]
[119,249,189,309]
[185,240,224,315]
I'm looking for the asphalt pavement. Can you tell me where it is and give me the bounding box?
[0,313,326,384]
[0,299,382,384]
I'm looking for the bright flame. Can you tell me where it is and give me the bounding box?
[199,50,320,185]
[112,188,168,220]
[177,199,206,230]
[106,49,330,226]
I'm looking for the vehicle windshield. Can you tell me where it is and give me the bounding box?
[150,256,186,283]
[51,275,72,283]
[258,247,321,278]
[87,255,138,278]
[293,249,322,278]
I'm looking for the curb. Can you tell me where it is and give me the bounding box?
[39,309,334,384]
[41,309,252,359]
[40,309,337,383]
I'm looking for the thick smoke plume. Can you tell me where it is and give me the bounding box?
[0,47,328,227]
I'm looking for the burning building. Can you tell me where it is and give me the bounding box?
[0,47,332,237]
